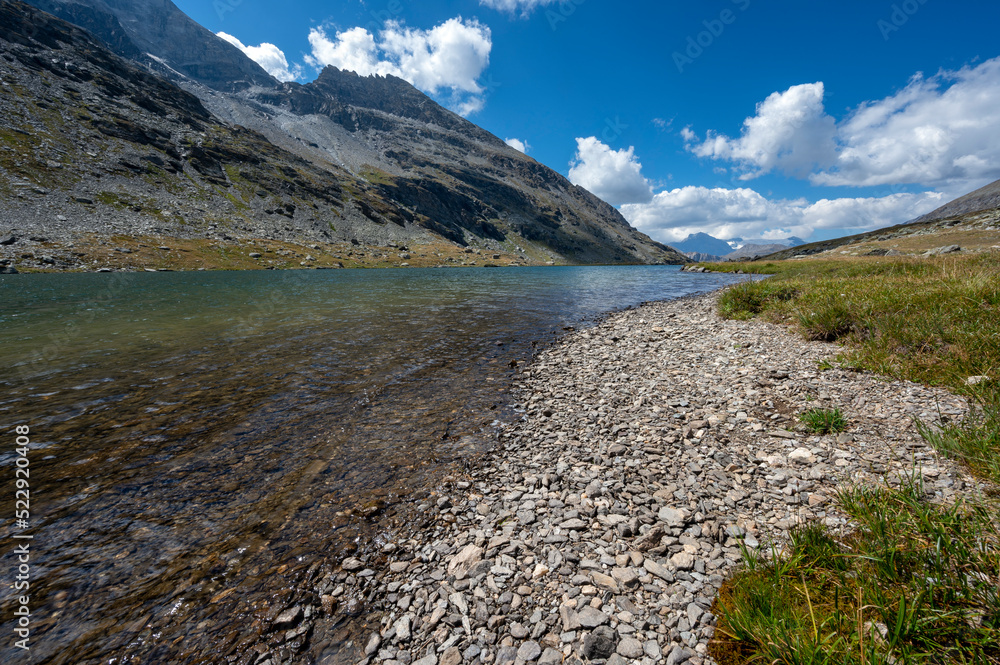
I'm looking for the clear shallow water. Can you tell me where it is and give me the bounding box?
[0,266,748,664]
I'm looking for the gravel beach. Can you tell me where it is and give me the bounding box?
[323,290,982,665]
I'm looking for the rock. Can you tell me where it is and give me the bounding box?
[538,647,563,665]
[517,640,542,661]
[582,625,617,659]
[559,605,581,631]
[788,447,814,463]
[496,646,518,665]
[590,571,620,593]
[665,645,692,665]
[670,552,695,570]
[249,252,262,258]
[365,633,382,656]
[440,647,461,665]
[447,544,484,579]
[967,375,991,386]
[924,245,962,256]
[633,525,664,551]
[394,615,411,641]
[0,236,16,246]
[413,654,437,665]
[577,606,609,628]
[342,557,364,571]
[611,567,639,586]
[643,558,674,582]
[658,506,688,527]
[273,606,302,628]
[616,637,644,659]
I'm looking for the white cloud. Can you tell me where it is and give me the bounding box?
[306,26,387,79]
[505,137,529,153]
[687,82,837,179]
[620,186,944,244]
[568,137,653,206]
[686,58,1000,191]
[305,18,492,115]
[217,32,302,82]
[815,58,1000,188]
[479,0,558,16]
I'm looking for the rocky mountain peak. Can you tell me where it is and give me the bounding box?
[25,0,277,90]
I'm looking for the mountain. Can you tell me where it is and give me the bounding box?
[0,0,685,272]
[683,251,724,262]
[731,236,805,249]
[759,179,1000,260]
[724,243,793,260]
[26,0,278,90]
[909,180,1000,225]
[672,232,734,256]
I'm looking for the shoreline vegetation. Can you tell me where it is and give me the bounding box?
[332,254,997,665]
[694,255,1000,664]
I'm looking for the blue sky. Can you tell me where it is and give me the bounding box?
[176,0,1000,244]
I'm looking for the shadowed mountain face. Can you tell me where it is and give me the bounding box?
[25,0,278,90]
[8,0,686,266]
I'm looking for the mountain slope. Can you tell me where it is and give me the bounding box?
[760,179,1000,261]
[26,0,278,90]
[7,0,685,270]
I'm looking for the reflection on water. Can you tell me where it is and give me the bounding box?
[0,266,748,663]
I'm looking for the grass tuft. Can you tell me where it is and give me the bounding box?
[800,407,848,434]
[711,477,1000,665]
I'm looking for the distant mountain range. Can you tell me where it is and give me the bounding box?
[0,0,686,272]
[674,233,805,262]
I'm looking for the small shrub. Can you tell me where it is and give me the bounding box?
[800,407,847,434]
[719,281,798,320]
[797,302,860,342]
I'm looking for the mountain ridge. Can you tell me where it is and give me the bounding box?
[1,0,687,271]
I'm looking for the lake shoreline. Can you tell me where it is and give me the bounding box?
[325,289,980,665]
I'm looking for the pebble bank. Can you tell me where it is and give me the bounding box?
[317,291,979,665]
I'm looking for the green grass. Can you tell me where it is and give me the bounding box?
[712,476,1000,665]
[800,408,848,435]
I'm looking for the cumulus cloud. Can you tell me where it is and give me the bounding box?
[305,18,492,115]
[568,137,653,206]
[687,82,837,179]
[620,186,944,244]
[505,137,529,153]
[816,58,1000,188]
[686,58,1000,191]
[217,31,302,81]
[479,0,559,16]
